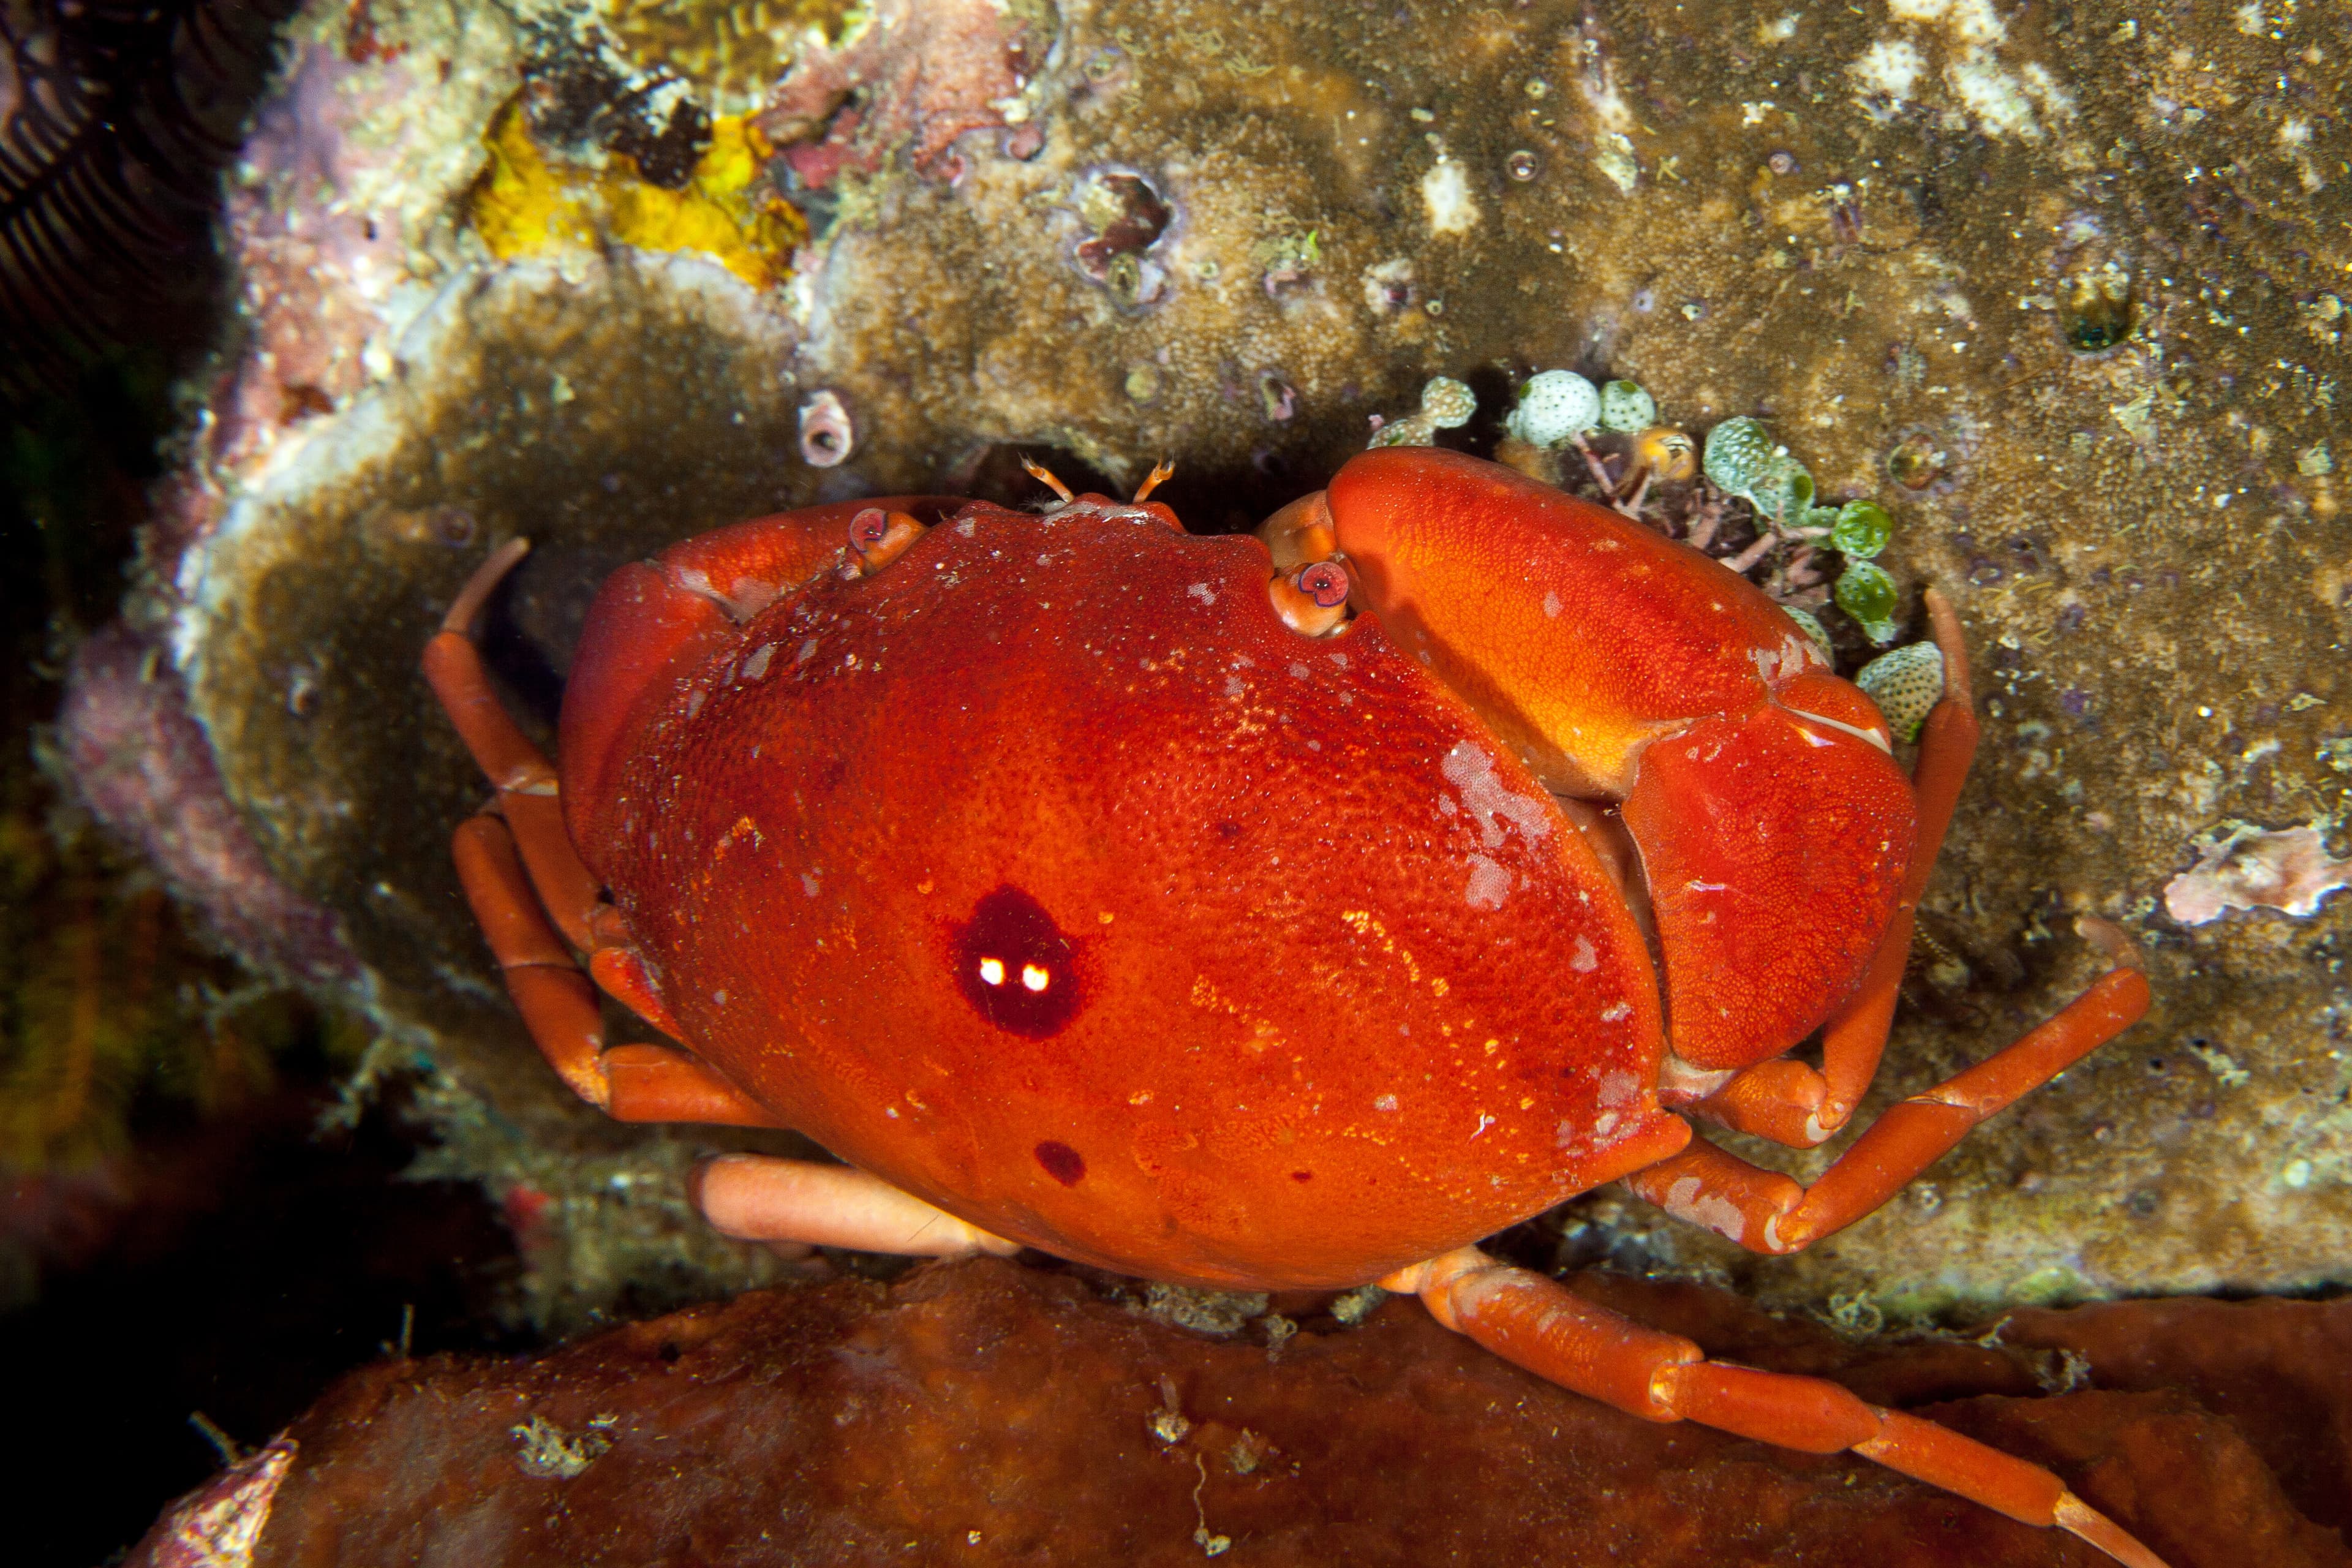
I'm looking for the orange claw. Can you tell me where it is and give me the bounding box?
[1324,446,1919,1071]
[1385,1247,2168,1568]
[1689,584,1983,1147]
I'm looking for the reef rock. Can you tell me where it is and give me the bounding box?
[60,0,2352,1322]
[121,1257,2350,1568]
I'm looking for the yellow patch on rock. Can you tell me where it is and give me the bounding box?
[469,102,805,290]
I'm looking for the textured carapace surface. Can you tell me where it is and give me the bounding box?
[575,491,1689,1288]
[559,496,965,861]
[1325,450,1917,1071]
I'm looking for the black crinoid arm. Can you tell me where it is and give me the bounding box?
[0,0,295,402]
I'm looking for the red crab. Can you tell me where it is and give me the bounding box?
[426,448,2158,1565]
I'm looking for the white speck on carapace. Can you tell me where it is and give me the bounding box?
[1441,741,1554,849]
[1327,651,1349,668]
[801,872,822,897]
[1374,1093,1400,1111]
[741,644,775,680]
[1542,591,1562,619]
[1225,676,1246,698]
[1187,582,1216,605]
[1787,699,1894,753]
[797,639,819,665]
[956,518,978,537]
[1469,1112,1496,1140]
[1599,1001,1632,1023]
[1464,854,1512,910]
[1289,662,1310,679]
[685,690,706,718]
[1570,935,1598,972]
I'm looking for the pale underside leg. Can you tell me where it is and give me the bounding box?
[694,1155,1022,1261]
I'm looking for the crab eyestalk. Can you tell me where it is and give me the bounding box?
[1257,488,1338,570]
[849,507,925,574]
[1269,558,1351,637]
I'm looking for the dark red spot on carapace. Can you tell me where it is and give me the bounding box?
[1035,1140,1087,1185]
[954,885,1084,1038]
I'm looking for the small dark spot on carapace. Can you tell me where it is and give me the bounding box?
[1215,820,1243,842]
[1291,1170,1313,1183]
[955,884,1084,1037]
[1035,1140,1087,1185]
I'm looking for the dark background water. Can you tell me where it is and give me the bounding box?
[1,2,531,1553]
[1,364,533,1562]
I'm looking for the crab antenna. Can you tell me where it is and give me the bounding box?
[1021,456,1075,504]
[1133,459,1175,503]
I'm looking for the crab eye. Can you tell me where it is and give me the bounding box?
[849,507,890,554]
[1295,560,1350,608]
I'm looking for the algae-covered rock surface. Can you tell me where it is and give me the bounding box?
[64,0,2352,1323]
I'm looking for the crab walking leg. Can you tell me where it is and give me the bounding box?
[451,814,786,1128]
[1690,589,1983,1147]
[423,539,601,953]
[1382,1248,2167,1568]
[695,1154,1023,1259]
[1628,923,2150,1254]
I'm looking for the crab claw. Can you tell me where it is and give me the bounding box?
[1313,448,1914,1071]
